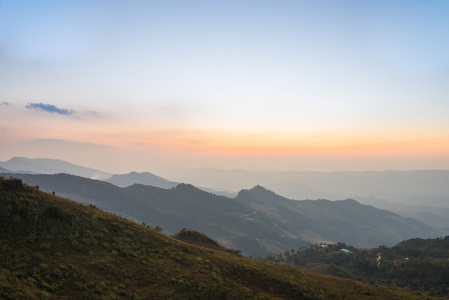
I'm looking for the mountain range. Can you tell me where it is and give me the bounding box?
[235,185,441,248]
[3,156,449,207]
[1,156,447,255]
[0,157,177,189]
[4,156,449,210]
[1,176,433,299]
[0,157,111,180]
[164,168,449,207]
[2,172,443,257]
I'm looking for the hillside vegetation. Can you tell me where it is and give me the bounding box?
[0,176,436,299]
[263,238,449,297]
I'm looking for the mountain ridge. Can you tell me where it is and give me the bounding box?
[235,185,441,248]
[3,156,449,209]
[0,157,111,180]
[3,173,442,256]
[105,171,179,188]
[166,168,449,207]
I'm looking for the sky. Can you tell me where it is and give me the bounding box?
[1,0,449,174]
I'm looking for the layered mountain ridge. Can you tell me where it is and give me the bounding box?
[2,172,442,256]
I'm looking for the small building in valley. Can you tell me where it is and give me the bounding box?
[339,248,354,254]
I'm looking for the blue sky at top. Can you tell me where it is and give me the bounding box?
[0,0,448,172]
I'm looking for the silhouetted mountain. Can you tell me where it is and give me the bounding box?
[1,177,432,299]
[105,171,179,188]
[124,183,310,256]
[407,212,449,229]
[354,199,449,230]
[0,157,111,179]
[235,186,442,248]
[168,169,449,207]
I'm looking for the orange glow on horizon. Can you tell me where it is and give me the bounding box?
[3,112,448,161]
[102,129,449,160]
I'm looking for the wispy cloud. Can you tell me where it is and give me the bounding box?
[86,110,100,116]
[30,139,112,150]
[1,102,12,106]
[26,103,74,115]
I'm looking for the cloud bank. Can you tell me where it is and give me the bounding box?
[26,103,74,115]
[1,102,12,106]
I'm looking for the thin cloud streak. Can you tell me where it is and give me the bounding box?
[26,103,74,116]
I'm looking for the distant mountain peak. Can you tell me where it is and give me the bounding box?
[175,183,195,188]
[238,185,268,194]
[251,185,271,192]
[338,199,361,205]
[173,183,203,193]
[105,171,178,188]
[237,185,287,201]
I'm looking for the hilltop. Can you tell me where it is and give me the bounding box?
[0,176,437,299]
[173,229,237,253]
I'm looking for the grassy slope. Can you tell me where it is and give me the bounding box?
[0,177,435,299]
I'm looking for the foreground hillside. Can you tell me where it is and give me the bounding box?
[0,177,434,299]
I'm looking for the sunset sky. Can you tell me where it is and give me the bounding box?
[1,1,449,174]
